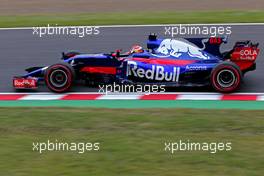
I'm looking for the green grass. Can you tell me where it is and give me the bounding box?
[1,100,264,110]
[0,11,264,27]
[0,107,263,176]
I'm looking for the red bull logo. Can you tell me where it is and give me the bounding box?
[127,61,180,82]
[13,78,37,88]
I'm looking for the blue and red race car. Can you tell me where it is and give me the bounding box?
[13,34,260,93]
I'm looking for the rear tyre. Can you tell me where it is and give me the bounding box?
[44,63,75,93]
[210,61,242,93]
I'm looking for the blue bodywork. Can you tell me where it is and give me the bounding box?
[18,36,227,87]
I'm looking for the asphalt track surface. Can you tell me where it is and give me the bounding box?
[0,24,263,93]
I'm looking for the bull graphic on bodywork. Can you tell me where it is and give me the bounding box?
[157,39,210,60]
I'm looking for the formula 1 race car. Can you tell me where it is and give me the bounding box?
[13,34,260,93]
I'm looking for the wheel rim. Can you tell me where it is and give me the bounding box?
[216,69,236,88]
[49,69,68,88]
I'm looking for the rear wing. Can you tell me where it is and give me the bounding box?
[233,40,259,48]
[228,40,260,72]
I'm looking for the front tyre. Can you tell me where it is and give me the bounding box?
[44,63,75,93]
[210,62,242,93]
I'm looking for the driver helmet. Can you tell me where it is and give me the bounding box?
[130,45,144,54]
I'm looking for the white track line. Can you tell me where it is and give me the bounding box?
[19,94,65,100]
[177,94,222,100]
[0,23,264,30]
[256,95,264,101]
